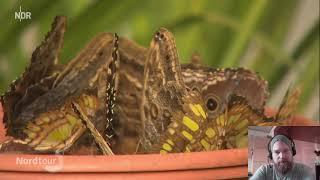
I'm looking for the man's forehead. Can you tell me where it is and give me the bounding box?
[272,141,290,151]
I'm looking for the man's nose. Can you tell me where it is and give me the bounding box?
[279,152,286,159]
[280,153,283,158]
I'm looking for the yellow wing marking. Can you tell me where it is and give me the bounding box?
[182,116,199,132]
[182,130,193,141]
[21,94,100,152]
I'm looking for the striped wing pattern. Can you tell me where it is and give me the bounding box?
[153,94,207,154]
[187,95,264,152]
[276,87,301,121]
[257,87,301,126]
[1,16,66,138]
[18,94,99,152]
[153,95,268,153]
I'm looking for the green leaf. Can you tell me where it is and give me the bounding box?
[220,0,269,67]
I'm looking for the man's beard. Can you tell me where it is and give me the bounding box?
[275,160,293,174]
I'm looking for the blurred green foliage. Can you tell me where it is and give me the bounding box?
[0,0,319,119]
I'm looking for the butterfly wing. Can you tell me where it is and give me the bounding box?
[42,35,119,155]
[23,93,102,153]
[276,87,301,122]
[181,66,269,118]
[151,93,207,153]
[1,16,66,137]
[257,86,301,126]
[15,33,115,138]
[140,28,187,151]
[186,95,265,152]
[25,34,119,153]
[153,94,266,153]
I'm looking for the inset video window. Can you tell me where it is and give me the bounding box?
[249,126,319,180]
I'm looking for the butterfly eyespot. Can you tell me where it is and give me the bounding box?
[204,94,220,113]
[206,98,218,111]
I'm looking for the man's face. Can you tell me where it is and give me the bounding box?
[272,141,293,174]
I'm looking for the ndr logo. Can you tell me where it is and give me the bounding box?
[15,6,31,21]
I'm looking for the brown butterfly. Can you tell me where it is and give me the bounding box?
[154,87,301,153]
[0,16,118,154]
[139,28,188,151]
[128,27,269,153]
[111,29,269,154]
[135,27,299,153]
[181,63,268,125]
[1,16,66,138]
[257,86,301,126]
[151,92,208,153]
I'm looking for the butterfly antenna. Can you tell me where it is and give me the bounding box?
[105,33,119,139]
